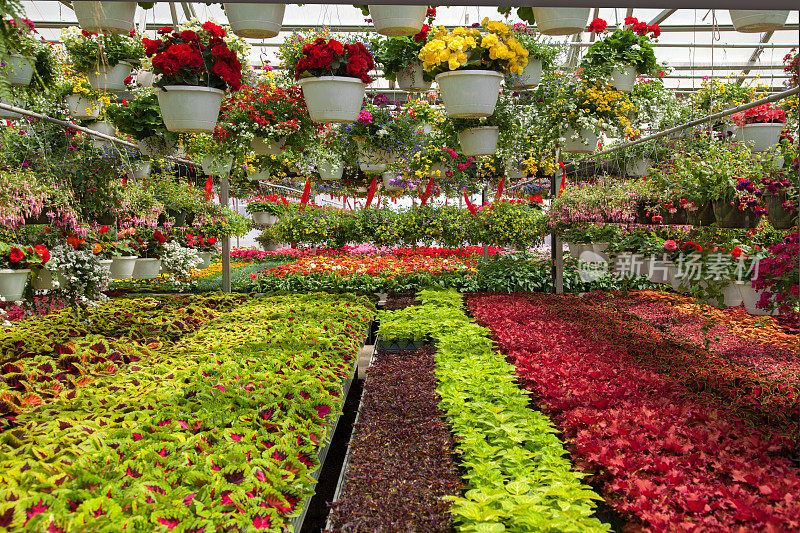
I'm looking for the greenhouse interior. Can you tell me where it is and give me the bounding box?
[0,0,799,531]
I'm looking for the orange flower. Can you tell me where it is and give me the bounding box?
[66,235,85,249]
[92,243,102,254]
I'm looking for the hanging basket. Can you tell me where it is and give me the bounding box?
[458,126,499,156]
[765,192,797,230]
[129,160,151,179]
[729,10,790,33]
[507,59,543,89]
[531,7,591,36]
[224,2,285,39]
[625,157,652,177]
[2,54,34,86]
[686,203,716,226]
[157,85,225,133]
[738,122,785,152]
[65,94,100,120]
[197,252,213,270]
[318,160,344,180]
[0,96,23,119]
[383,172,402,190]
[136,69,156,87]
[137,135,178,157]
[713,200,756,229]
[32,268,64,291]
[200,155,233,176]
[0,269,30,301]
[562,128,599,154]
[435,70,503,118]
[368,5,427,37]
[610,64,637,92]
[247,169,270,182]
[86,61,133,92]
[395,62,432,91]
[73,1,138,35]
[110,256,138,280]
[86,121,117,149]
[132,258,162,279]
[252,212,279,225]
[357,140,393,173]
[298,76,365,124]
[251,136,286,155]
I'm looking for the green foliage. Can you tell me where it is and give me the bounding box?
[581,26,659,76]
[371,35,432,81]
[105,89,174,142]
[62,28,143,72]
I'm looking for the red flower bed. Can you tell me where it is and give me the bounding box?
[467,293,800,532]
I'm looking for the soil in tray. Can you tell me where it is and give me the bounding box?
[383,290,420,311]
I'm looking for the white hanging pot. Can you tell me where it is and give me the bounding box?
[428,162,447,178]
[738,123,785,152]
[368,5,427,37]
[592,242,610,263]
[132,258,162,279]
[65,94,101,120]
[137,135,178,157]
[252,212,279,225]
[251,136,286,155]
[0,96,23,119]
[2,54,34,86]
[0,269,30,301]
[531,7,591,36]
[200,155,233,176]
[729,10,790,33]
[625,158,652,177]
[247,169,270,182]
[136,69,156,87]
[197,251,213,270]
[458,126,499,156]
[157,85,225,133]
[506,168,526,180]
[224,2,285,39]
[395,62,431,91]
[85,61,133,92]
[610,64,637,92]
[110,256,138,280]
[507,59,542,89]
[318,160,344,180]
[357,139,393,173]
[86,121,116,149]
[129,160,151,179]
[563,128,599,154]
[738,283,779,315]
[435,70,503,118]
[383,172,401,190]
[297,76,365,124]
[73,1,138,35]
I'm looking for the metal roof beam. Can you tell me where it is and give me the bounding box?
[736,31,776,85]
[649,9,678,26]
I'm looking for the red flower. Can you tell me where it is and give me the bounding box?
[153,230,166,244]
[180,29,198,42]
[157,26,173,35]
[731,246,743,258]
[35,245,50,264]
[588,18,607,34]
[81,29,96,37]
[414,24,430,42]
[207,237,218,245]
[99,226,110,234]
[123,75,133,86]
[624,16,638,26]
[649,24,661,38]
[8,247,24,263]
[426,8,436,18]
[633,21,649,35]
[202,21,226,38]
[142,38,161,56]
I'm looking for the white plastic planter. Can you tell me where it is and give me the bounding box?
[458,126,499,156]
[738,283,779,315]
[2,55,34,86]
[0,96,22,119]
[532,7,591,36]
[136,69,156,87]
[85,62,133,92]
[73,1,138,35]
[247,169,270,182]
[157,85,225,133]
[738,123,785,152]
[224,3,285,39]
[137,135,177,157]
[729,10,790,33]
[722,283,744,307]
[368,5,427,37]
[318,160,344,180]
[436,70,503,118]
[563,128,599,153]
[251,136,286,155]
[357,140,393,173]
[611,64,637,92]
[252,212,279,225]
[197,252,213,270]
[110,256,138,280]
[507,59,543,90]
[32,268,64,291]
[648,259,672,284]
[298,76,365,124]
[129,160,151,179]
[201,155,233,176]
[65,94,100,120]
[428,162,447,178]
[566,243,592,260]
[98,259,113,278]
[132,258,162,280]
[395,63,431,91]
[86,121,116,149]
[626,158,653,177]
[0,269,30,301]
[506,168,526,180]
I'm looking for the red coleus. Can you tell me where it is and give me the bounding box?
[294,38,374,84]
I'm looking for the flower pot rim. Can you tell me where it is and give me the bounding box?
[740,121,786,128]
[6,53,34,61]
[297,75,366,85]
[113,255,138,259]
[88,60,134,71]
[158,85,226,95]
[0,268,30,273]
[436,69,504,81]
[461,125,500,132]
[136,257,160,262]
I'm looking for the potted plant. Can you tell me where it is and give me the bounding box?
[347,98,414,173]
[62,27,143,92]
[729,10,790,33]
[530,7,591,36]
[418,18,528,118]
[581,16,662,93]
[223,2,285,39]
[291,37,374,124]
[358,4,430,37]
[310,124,348,180]
[88,225,138,280]
[246,194,292,225]
[59,75,103,119]
[72,1,144,35]
[451,92,514,156]
[105,88,179,157]
[0,242,42,301]
[130,226,166,279]
[371,14,435,91]
[143,21,244,133]
[749,232,798,316]
[47,241,111,306]
[732,103,787,152]
[183,231,218,269]
[506,24,560,89]
[0,14,44,88]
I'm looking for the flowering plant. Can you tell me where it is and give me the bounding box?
[784,48,798,87]
[0,14,56,96]
[47,243,109,306]
[245,194,294,216]
[160,240,201,289]
[346,98,416,153]
[131,226,167,258]
[419,18,528,75]
[752,232,799,315]
[142,21,244,91]
[732,103,787,126]
[104,88,176,143]
[508,23,561,69]
[61,26,143,73]
[292,37,374,83]
[581,16,661,76]
[183,232,218,253]
[0,241,48,269]
[371,22,433,82]
[87,225,136,259]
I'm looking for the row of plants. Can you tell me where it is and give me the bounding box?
[1,292,374,531]
[377,288,609,531]
[467,293,800,530]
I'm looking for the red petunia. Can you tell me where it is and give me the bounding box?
[35,245,50,264]
[8,247,24,263]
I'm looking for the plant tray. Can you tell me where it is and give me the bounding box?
[376,338,427,352]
